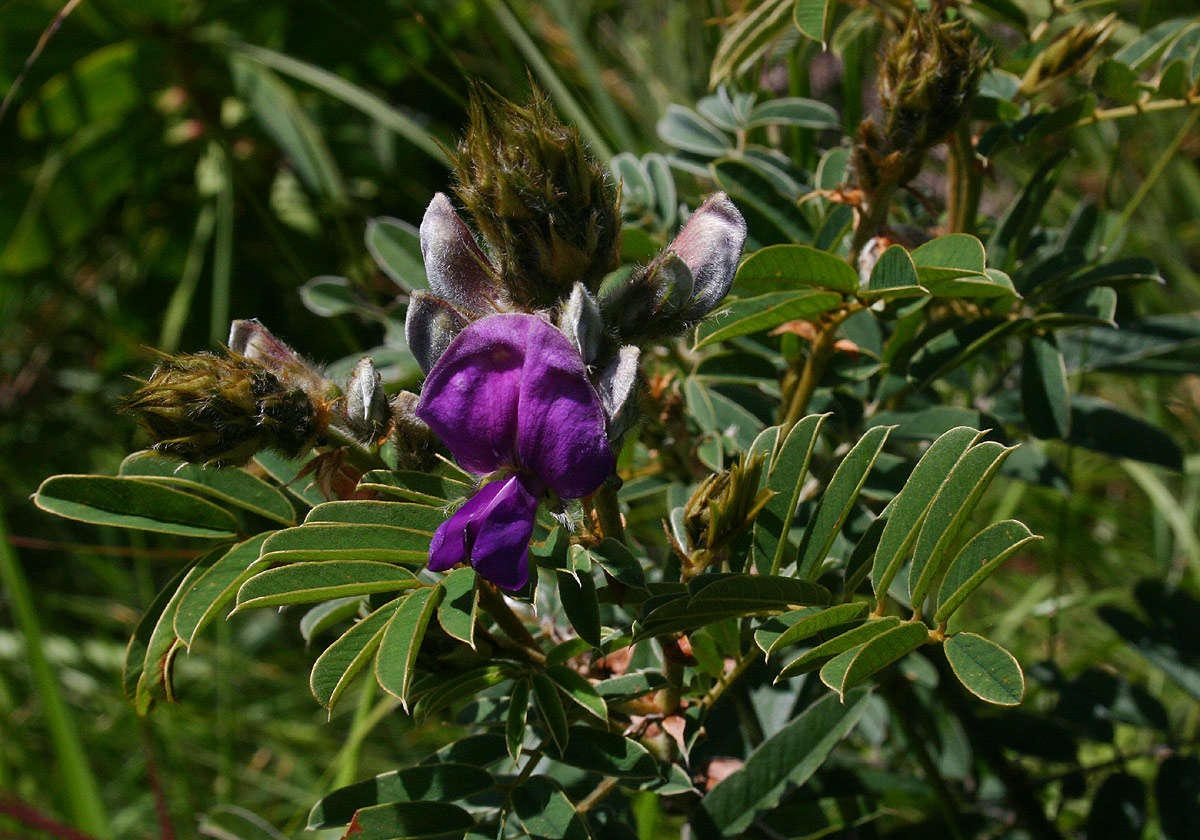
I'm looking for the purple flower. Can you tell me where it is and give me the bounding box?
[418,313,614,590]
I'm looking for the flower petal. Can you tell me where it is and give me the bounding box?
[670,192,747,320]
[466,474,538,591]
[427,479,508,573]
[416,315,527,475]
[515,316,614,499]
[420,193,501,316]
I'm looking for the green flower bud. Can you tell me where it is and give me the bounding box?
[681,452,774,579]
[123,351,326,467]
[448,84,621,310]
[1020,14,1117,95]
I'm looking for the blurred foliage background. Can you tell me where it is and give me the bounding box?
[2,0,1199,837]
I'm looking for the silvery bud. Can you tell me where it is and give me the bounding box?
[405,292,469,374]
[228,319,333,399]
[559,282,605,365]
[597,345,641,440]
[419,192,502,316]
[343,358,390,443]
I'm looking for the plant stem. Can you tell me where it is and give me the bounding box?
[948,122,981,234]
[781,305,861,430]
[577,776,620,813]
[848,183,897,267]
[478,583,546,664]
[590,482,626,542]
[699,648,760,711]
[0,505,109,837]
[1074,95,1200,129]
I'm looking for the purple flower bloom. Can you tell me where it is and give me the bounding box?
[417,313,614,590]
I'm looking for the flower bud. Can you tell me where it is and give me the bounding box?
[343,358,390,443]
[388,390,439,472]
[449,85,621,310]
[228,319,334,399]
[854,13,988,192]
[597,345,641,440]
[1020,14,1117,95]
[123,351,325,467]
[405,292,469,374]
[599,193,746,342]
[879,14,987,157]
[681,452,773,578]
[558,282,605,366]
[419,192,502,316]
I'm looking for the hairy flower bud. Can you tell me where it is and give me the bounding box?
[449,84,620,309]
[123,351,326,466]
[1020,14,1117,95]
[599,193,746,343]
[853,13,988,192]
[681,452,773,578]
[342,358,390,443]
[228,319,335,399]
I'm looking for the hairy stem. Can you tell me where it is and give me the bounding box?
[478,583,546,664]
[781,306,861,429]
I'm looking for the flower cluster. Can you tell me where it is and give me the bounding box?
[406,92,747,589]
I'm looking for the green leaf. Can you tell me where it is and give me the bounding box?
[18,41,141,140]
[119,452,295,525]
[656,105,730,156]
[227,41,447,164]
[253,451,325,507]
[1069,396,1183,470]
[34,475,239,539]
[366,217,427,290]
[796,425,893,578]
[611,153,653,209]
[510,776,592,840]
[826,620,929,699]
[590,539,648,590]
[944,632,1024,706]
[907,442,1014,611]
[555,726,658,779]
[871,426,981,598]
[531,673,570,753]
[691,574,831,611]
[1157,756,1200,840]
[1021,335,1072,440]
[777,617,901,680]
[793,0,835,45]
[683,378,766,452]
[437,567,479,648]
[865,245,927,300]
[135,564,205,713]
[300,597,365,644]
[595,671,668,702]
[339,801,474,840]
[643,153,677,227]
[305,501,440,533]
[308,764,493,829]
[230,54,345,201]
[547,665,607,721]
[299,275,359,317]
[710,0,794,85]
[746,98,839,130]
[736,245,857,295]
[377,585,444,708]
[413,665,517,719]
[310,598,400,710]
[236,562,419,611]
[357,471,471,505]
[765,602,869,656]
[935,521,1042,622]
[174,533,272,647]
[695,290,843,348]
[123,561,200,704]
[507,678,531,762]
[1112,18,1196,69]
[754,413,827,574]
[259,523,430,565]
[703,689,870,834]
[556,570,602,648]
[910,234,986,283]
